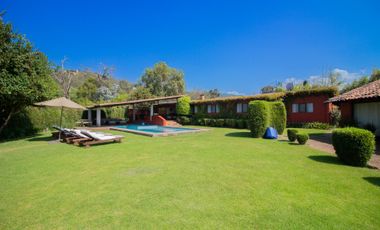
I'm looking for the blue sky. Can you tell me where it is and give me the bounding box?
[2,0,379,94]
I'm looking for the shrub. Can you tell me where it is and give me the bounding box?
[329,107,341,127]
[176,96,191,115]
[0,106,82,140]
[225,119,236,128]
[236,119,247,129]
[287,129,298,142]
[287,122,331,130]
[296,133,309,145]
[248,100,286,137]
[248,101,270,137]
[209,119,217,127]
[197,118,205,126]
[215,119,225,127]
[177,116,191,125]
[270,101,286,134]
[303,122,331,130]
[332,128,375,167]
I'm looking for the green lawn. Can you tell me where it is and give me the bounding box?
[1,127,379,229]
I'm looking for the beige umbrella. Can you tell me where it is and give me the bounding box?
[34,97,86,140]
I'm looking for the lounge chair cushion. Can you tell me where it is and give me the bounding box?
[81,130,123,141]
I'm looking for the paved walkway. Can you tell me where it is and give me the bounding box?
[281,133,380,169]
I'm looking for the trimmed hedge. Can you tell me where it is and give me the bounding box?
[192,118,248,129]
[332,127,375,167]
[225,119,236,128]
[271,101,286,134]
[176,96,191,115]
[248,100,287,138]
[287,129,298,142]
[177,116,191,125]
[248,101,270,137]
[296,133,309,145]
[287,122,331,130]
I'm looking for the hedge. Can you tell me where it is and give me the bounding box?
[332,127,375,167]
[0,106,82,140]
[270,101,286,134]
[176,96,191,115]
[177,116,191,125]
[192,118,248,129]
[248,101,270,137]
[287,129,298,142]
[288,122,331,130]
[248,100,287,138]
[296,133,309,145]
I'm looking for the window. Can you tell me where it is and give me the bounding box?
[292,103,314,113]
[194,106,198,113]
[237,103,248,113]
[306,103,314,113]
[292,104,299,113]
[207,104,219,113]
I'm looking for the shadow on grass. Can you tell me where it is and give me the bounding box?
[363,177,380,187]
[309,133,332,145]
[308,155,343,166]
[28,135,56,142]
[225,132,252,138]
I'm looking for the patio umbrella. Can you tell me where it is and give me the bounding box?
[34,97,86,140]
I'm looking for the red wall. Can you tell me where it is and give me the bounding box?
[286,95,332,123]
[338,102,353,122]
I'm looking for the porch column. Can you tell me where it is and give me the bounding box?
[96,108,101,127]
[87,109,92,123]
[132,104,136,121]
[150,104,154,121]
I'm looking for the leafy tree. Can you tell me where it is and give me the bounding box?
[0,17,58,134]
[207,89,220,98]
[139,62,185,96]
[129,86,152,100]
[119,80,133,93]
[261,85,274,94]
[341,76,369,93]
[75,78,99,103]
[52,57,78,98]
[369,69,380,82]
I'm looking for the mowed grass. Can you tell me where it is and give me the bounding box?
[0,127,379,229]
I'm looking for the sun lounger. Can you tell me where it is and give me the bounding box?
[64,129,92,144]
[78,130,123,147]
[52,126,74,139]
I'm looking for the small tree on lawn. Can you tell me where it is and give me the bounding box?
[0,16,57,134]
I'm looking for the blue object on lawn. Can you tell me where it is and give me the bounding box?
[263,127,278,139]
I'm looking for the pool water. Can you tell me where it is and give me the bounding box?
[114,124,197,134]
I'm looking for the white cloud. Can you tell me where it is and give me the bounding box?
[330,68,361,82]
[224,90,246,96]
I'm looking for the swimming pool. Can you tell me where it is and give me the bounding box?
[111,124,205,137]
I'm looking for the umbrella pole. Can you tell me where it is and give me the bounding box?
[58,106,64,141]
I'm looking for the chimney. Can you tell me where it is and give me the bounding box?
[199,94,205,100]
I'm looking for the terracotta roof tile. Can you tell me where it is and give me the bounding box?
[329,79,380,102]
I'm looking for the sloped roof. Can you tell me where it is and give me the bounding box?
[87,95,183,109]
[191,92,285,104]
[329,79,380,103]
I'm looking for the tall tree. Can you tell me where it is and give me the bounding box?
[52,57,78,98]
[207,89,220,98]
[369,69,380,82]
[0,17,57,134]
[75,78,99,103]
[139,62,185,96]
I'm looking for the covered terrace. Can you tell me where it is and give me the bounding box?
[86,95,183,126]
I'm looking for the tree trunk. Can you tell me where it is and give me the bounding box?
[0,108,15,135]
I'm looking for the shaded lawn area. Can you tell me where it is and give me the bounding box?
[0,127,379,229]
